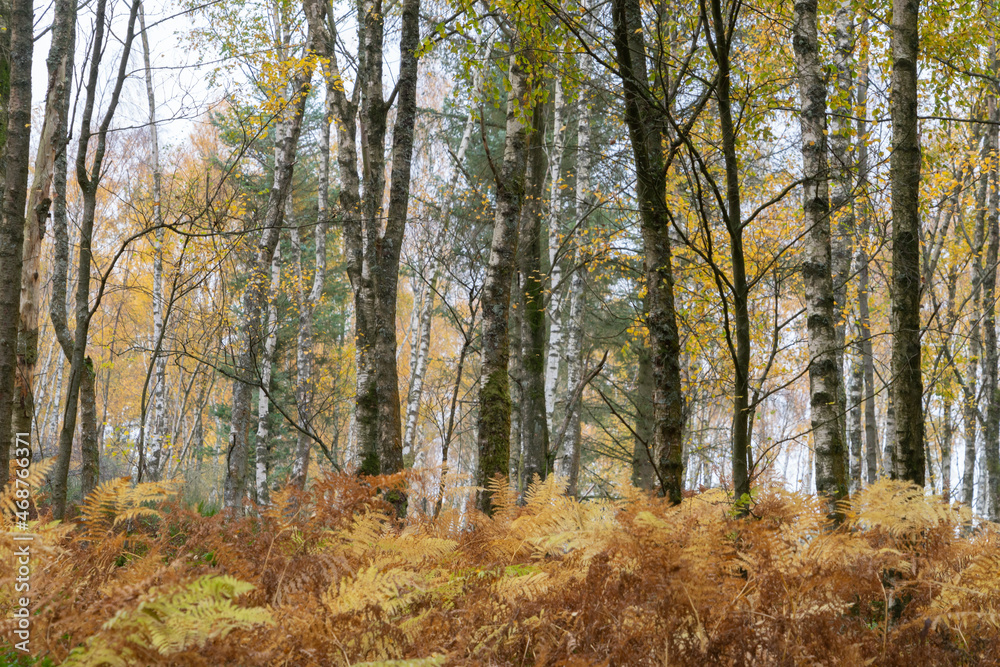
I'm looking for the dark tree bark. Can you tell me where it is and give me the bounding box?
[80,358,99,496]
[348,0,421,486]
[0,0,32,487]
[519,102,550,486]
[475,40,532,516]
[13,0,74,457]
[372,0,420,482]
[611,0,685,504]
[888,0,925,485]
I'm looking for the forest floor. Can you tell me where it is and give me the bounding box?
[2,467,1000,666]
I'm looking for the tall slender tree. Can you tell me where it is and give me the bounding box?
[0,0,32,486]
[519,102,550,485]
[223,0,324,510]
[51,0,143,518]
[888,0,925,485]
[611,0,687,503]
[475,36,533,515]
[139,0,169,481]
[794,0,849,516]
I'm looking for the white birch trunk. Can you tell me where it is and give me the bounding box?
[560,269,585,493]
[544,74,569,436]
[290,81,330,487]
[254,226,283,504]
[140,2,169,481]
[557,52,592,493]
[795,0,848,512]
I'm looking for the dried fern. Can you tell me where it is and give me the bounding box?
[62,575,272,666]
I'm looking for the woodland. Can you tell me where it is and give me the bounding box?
[4,0,1000,662]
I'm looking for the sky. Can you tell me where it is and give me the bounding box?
[30,0,214,156]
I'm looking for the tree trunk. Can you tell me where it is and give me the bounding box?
[544,74,569,437]
[80,357,99,497]
[140,0,168,482]
[289,90,329,488]
[519,102,550,486]
[349,0,420,486]
[51,0,142,519]
[829,0,854,342]
[371,0,420,485]
[795,0,849,515]
[224,0,321,510]
[475,39,532,515]
[848,354,863,489]
[509,272,524,491]
[888,0,925,485]
[828,0,855,458]
[560,59,593,496]
[561,268,585,496]
[13,0,74,459]
[254,236,282,503]
[355,0,388,472]
[982,90,1000,518]
[855,36,880,484]
[612,0,685,503]
[0,0,32,487]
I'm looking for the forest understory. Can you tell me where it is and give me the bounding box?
[4,469,1000,666]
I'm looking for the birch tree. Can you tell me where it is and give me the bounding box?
[888,0,925,484]
[223,0,324,510]
[140,0,169,481]
[544,70,570,438]
[254,237,282,502]
[557,31,594,494]
[794,0,849,515]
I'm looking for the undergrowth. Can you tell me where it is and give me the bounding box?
[3,466,1000,665]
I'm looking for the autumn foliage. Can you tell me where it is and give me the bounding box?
[3,466,1000,666]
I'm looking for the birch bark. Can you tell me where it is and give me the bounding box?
[223,0,322,509]
[140,1,169,481]
[795,0,849,512]
[254,235,282,503]
[888,0,925,485]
